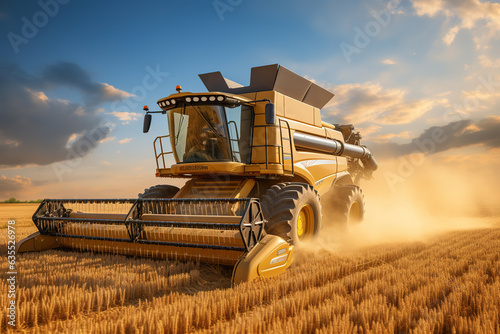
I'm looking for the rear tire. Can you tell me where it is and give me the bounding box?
[328,185,365,230]
[138,185,180,199]
[261,182,322,245]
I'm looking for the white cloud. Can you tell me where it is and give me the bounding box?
[437,91,452,96]
[0,132,21,148]
[107,111,141,122]
[372,131,412,143]
[0,174,32,188]
[381,59,397,65]
[26,89,49,102]
[478,54,500,68]
[411,0,500,45]
[461,84,500,108]
[411,0,450,17]
[0,62,115,167]
[101,83,135,100]
[66,133,80,146]
[442,25,460,45]
[66,131,115,147]
[99,137,116,143]
[74,106,86,116]
[356,125,382,137]
[326,82,447,125]
[119,138,133,144]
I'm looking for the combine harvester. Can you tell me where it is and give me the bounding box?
[18,64,377,284]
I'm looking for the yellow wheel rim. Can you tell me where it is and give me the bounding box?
[349,202,361,224]
[297,204,314,239]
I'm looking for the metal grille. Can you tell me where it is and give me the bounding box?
[32,198,265,255]
[138,198,247,216]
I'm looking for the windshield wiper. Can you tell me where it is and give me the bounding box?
[190,104,222,138]
[175,105,186,142]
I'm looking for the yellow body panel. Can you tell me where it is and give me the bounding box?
[170,161,246,175]
[16,232,59,253]
[232,234,294,284]
[337,156,348,173]
[56,237,243,265]
[284,95,315,125]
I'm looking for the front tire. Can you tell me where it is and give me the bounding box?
[261,182,322,245]
[138,185,180,199]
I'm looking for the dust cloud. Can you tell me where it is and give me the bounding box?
[299,153,500,257]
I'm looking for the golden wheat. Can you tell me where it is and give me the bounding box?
[1,204,499,333]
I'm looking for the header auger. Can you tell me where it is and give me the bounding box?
[18,64,377,284]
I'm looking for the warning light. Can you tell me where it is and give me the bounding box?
[143,105,149,111]
[176,85,182,93]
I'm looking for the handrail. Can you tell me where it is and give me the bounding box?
[228,120,241,160]
[279,119,294,176]
[153,135,173,169]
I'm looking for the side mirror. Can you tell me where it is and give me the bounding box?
[265,103,275,125]
[143,114,152,133]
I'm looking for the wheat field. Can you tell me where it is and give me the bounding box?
[1,203,499,333]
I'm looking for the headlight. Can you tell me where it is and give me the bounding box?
[217,96,224,102]
[201,96,208,102]
[193,96,200,102]
[209,96,216,102]
[185,97,192,103]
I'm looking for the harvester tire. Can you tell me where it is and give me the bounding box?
[138,185,180,199]
[261,182,322,245]
[329,185,365,230]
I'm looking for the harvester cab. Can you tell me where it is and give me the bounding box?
[17,64,377,284]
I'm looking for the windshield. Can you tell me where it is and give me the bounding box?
[169,104,253,163]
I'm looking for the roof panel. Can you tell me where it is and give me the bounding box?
[198,64,334,109]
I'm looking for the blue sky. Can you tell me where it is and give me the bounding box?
[1,0,500,200]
